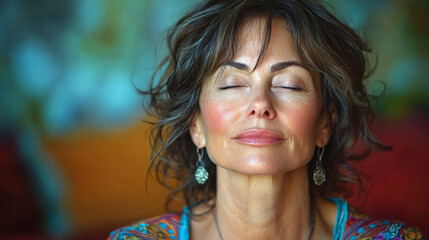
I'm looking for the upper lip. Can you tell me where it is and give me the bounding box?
[234,128,284,140]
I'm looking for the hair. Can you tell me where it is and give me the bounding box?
[142,0,391,215]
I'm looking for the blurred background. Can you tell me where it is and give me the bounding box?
[0,0,428,239]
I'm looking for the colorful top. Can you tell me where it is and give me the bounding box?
[107,198,427,240]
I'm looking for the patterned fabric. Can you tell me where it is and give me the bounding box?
[107,212,181,240]
[107,199,427,240]
[342,208,427,240]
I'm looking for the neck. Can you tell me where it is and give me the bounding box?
[214,166,313,240]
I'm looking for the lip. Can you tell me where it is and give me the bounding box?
[233,128,285,146]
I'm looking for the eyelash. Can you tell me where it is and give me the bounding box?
[218,85,242,90]
[278,86,302,91]
[218,86,302,91]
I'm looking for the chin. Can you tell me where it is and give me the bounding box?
[220,157,300,175]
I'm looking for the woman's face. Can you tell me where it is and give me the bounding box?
[190,18,331,175]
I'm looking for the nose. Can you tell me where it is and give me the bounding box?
[246,89,276,120]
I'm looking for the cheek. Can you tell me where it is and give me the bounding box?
[286,102,321,139]
[201,100,237,135]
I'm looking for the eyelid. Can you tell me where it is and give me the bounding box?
[216,74,249,90]
[272,74,306,91]
[272,81,304,90]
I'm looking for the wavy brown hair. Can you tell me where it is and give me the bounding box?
[142,0,391,214]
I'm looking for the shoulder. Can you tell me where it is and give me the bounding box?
[342,207,427,240]
[107,212,182,240]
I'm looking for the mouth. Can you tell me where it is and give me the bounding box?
[233,128,285,146]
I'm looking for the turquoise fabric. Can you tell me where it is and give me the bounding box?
[179,206,190,240]
[331,198,348,240]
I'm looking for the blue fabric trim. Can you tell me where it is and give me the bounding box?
[330,198,348,240]
[179,206,190,240]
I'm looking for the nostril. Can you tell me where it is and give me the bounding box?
[247,106,275,119]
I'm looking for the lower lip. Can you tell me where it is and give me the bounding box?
[234,137,284,146]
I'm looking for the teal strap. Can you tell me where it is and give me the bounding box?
[330,198,348,240]
[179,206,190,240]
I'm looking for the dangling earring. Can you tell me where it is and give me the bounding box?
[313,147,326,186]
[194,148,209,184]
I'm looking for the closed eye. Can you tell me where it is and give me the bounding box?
[218,85,243,90]
[276,86,302,91]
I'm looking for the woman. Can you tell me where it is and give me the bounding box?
[109,0,426,239]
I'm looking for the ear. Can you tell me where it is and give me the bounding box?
[189,113,206,148]
[316,105,336,148]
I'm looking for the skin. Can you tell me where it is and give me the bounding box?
[190,17,337,240]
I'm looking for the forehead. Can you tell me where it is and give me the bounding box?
[233,17,299,66]
[237,16,290,41]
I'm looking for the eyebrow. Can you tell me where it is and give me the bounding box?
[223,61,249,71]
[223,61,307,73]
[271,61,307,72]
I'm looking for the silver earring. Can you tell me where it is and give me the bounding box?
[313,147,326,186]
[194,148,209,184]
